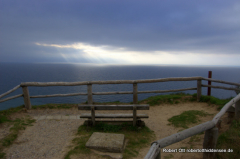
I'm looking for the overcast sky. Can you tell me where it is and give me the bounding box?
[1,0,240,66]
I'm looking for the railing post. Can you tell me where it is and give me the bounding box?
[203,127,218,159]
[22,86,31,109]
[235,99,240,120]
[197,79,202,102]
[133,106,137,126]
[207,71,212,96]
[91,106,95,126]
[133,83,138,104]
[156,150,161,159]
[87,84,93,104]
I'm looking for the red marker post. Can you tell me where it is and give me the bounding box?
[207,71,212,96]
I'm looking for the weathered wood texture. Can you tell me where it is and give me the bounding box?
[197,80,202,101]
[22,86,31,109]
[133,83,138,104]
[133,106,137,126]
[20,77,202,86]
[202,84,240,91]
[203,127,218,159]
[91,106,95,126]
[156,121,215,148]
[30,92,88,98]
[92,88,197,95]
[26,87,202,99]
[80,113,148,118]
[207,71,212,96]
[0,85,20,99]
[212,93,240,124]
[235,99,240,119]
[78,104,149,110]
[88,84,93,105]
[202,77,240,86]
[93,91,133,95]
[0,94,23,103]
[144,143,161,159]
[138,88,197,94]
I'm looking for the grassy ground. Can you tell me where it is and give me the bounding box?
[0,92,237,159]
[168,110,212,129]
[64,123,155,159]
[0,106,36,159]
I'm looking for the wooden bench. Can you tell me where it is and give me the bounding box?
[78,104,149,126]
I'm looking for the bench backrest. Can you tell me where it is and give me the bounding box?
[78,104,149,110]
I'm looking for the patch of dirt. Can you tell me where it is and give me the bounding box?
[1,102,231,159]
[0,122,13,141]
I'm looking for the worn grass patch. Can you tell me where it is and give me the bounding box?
[190,94,232,110]
[0,116,35,158]
[168,110,211,129]
[0,105,25,117]
[65,123,154,159]
[138,92,191,106]
[215,119,240,159]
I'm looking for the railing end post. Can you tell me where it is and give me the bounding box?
[197,79,202,102]
[21,86,31,110]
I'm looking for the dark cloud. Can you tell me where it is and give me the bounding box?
[1,0,240,63]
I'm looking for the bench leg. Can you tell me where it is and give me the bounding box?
[91,106,95,126]
[133,106,137,126]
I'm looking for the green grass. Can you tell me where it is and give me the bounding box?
[168,110,211,129]
[65,123,154,159]
[190,94,233,110]
[139,92,191,106]
[0,104,36,159]
[0,105,25,117]
[215,119,240,159]
[0,115,10,124]
[0,116,35,158]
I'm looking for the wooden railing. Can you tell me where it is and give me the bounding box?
[1,76,240,158]
[1,76,240,109]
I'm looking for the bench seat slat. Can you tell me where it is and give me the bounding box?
[80,113,149,118]
[78,104,149,110]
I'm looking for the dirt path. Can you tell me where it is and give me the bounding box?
[2,102,229,159]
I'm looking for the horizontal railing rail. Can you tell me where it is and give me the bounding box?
[0,85,21,99]
[0,94,23,103]
[202,84,240,91]
[202,77,240,86]
[20,77,202,86]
